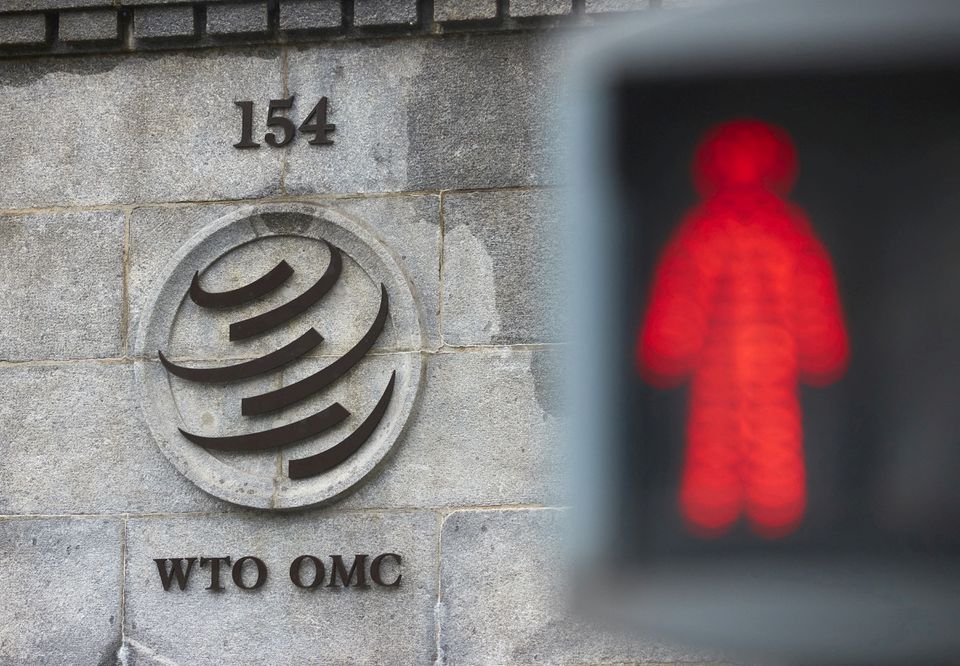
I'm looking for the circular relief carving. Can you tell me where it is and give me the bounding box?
[134,203,425,509]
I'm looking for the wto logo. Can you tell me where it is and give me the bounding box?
[157,243,393,480]
[135,205,424,509]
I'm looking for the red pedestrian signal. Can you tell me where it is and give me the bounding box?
[569,2,960,660]
[637,119,849,538]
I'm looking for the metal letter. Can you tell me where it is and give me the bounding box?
[289,555,326,589]
[327,554,369,589]
[154,558,198,591]
[370,553,402,587]
[232,556,268,590]
[199,556,232,592]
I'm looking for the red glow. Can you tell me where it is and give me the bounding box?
[637,119,849,539]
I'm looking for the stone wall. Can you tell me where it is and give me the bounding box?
[0,1,718,664]
[0,0,660,57]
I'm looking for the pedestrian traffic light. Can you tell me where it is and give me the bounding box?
[568,1,960,662]
[637,118,850,540]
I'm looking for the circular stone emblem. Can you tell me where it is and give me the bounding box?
[134,204,425,508]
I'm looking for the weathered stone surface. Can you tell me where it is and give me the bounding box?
[3,0,222,9]
[279,0,342,31]
[353,0,418,26]
[127,196,440,355]
[58,8,118,42]
[438,509,709,665]
[0,518,121,665]
[342,348,566,509]
[0,362,221,514]
[510,0,573,17]
[127,0,233,4]
[442,188,562,346]
[1,0,109,11]
[207,1,268,35]
[284,31,561,194]
[585,0,650,10]
[0,13,46,45]
[434,0,497,21]
[0,50,282,208]
[134,5,195,39]
[335,195,441,348]
[0,211,123,361]
[124,511,438,664]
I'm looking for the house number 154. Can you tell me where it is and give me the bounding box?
[233,96,335,149]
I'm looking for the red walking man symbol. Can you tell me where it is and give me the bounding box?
[637,119,849,538]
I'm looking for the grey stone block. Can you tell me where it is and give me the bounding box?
[124,511,439,664]
[0,13,46,45]
[0,362,222,514]
[586,0,651,10]
[442,188,563,346]
[0,211,123,361]
[127,202,238,347]
[336,196,441,349]
[0,0,228,8]
[353,0,418,26]
[284,31,561,195]
[126,0,234,4]
[279,0,342,31]
[510,0,573,17]
[207,1,268,35]
[438,509,711,664]
[0,518,122,665]
[0,50,283,209]
[1,0,109,11]
[127,196,440,355]
[134,5,195,39]
[341,348,567,509]
[434,0,498,21]
[59,8,118,42]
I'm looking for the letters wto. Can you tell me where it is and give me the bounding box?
[154,553,401,591]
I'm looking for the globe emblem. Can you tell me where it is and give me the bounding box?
[134,205,424,508]
[157,242,394,480]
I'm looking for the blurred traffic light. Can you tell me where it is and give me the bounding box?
[637,119,849,539]
[568,1,960,662]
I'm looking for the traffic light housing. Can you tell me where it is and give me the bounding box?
[569,1,960,662]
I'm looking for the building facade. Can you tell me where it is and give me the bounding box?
[0,1,712,664]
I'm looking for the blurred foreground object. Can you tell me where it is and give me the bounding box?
[638,119,849,540]
[569,1,960,663]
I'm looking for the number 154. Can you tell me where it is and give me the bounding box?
[233,97,335,149]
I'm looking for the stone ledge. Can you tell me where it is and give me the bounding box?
[59,7,119,43]
[0,13,47,46]
[0,0,657,57]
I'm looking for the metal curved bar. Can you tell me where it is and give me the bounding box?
[190,260,293,308]
[241,284,389,416]
[288,371,395,479]
[158,328,323,383]
[229,243,342,341]
[178,402,350,451]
